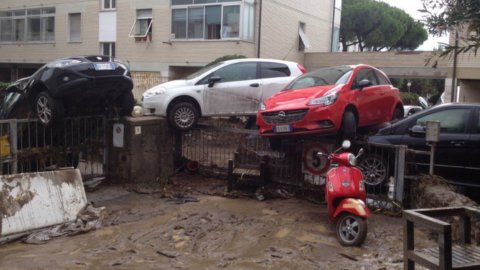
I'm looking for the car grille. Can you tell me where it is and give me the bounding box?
[262,109,308,124]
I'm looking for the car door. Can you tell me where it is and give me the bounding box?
[259,61,294,101]
[202,61,262,115]
[374,70,396,121]
[351,68,383,126]
[401,107,471,181]
[465,107,480,186]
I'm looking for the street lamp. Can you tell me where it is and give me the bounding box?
[407,81,412,93]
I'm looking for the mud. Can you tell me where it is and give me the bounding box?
[0,174,435,270]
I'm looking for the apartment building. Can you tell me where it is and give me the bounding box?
[0,0,341,97]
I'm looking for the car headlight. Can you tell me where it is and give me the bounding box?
[307,92,339,106]
[143,87,167,98]
[260,102,266,110]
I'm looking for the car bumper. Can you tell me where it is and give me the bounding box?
[141,95,168,116]
[54,75,133,100]
[256,104,343,137]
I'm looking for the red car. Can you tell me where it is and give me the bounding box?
[256,64,403,144]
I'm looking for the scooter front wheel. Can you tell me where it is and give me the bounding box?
[336,213,367,246]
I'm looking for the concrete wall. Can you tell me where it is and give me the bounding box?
[107,117,174,189]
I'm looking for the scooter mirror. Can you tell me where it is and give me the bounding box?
[342,140,351,149]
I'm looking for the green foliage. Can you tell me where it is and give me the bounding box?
[400,92,420,106]
[421,0,480,55]
[341,0,428,51]
[390,78,444,105]
[206,54,247,67]
[0,82,10,91]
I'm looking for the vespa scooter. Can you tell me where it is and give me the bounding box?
[317,140,369,246]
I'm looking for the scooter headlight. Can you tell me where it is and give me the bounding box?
[347,153,356,166]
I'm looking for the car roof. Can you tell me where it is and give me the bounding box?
[221,58,299,65]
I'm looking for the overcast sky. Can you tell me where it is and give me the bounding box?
[377,0,449,51]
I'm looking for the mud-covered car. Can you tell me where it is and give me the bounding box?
[3,55,134,125]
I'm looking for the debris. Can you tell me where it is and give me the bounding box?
[168,193,199,204]
[83,176,106,191]
[23,203,105,245]
[339,253,358,261]
[157,250,178,258]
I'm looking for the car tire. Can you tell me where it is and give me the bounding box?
[117,92,135,116]
[359,154,388,187]
[168,102,199,131]
[35,91,64,127]
[391,107,403,122]
[341,111,356,141]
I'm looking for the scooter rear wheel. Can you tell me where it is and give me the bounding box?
[336,213,367,246]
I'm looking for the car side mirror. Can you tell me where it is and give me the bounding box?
[358,79,372,90]
[409,124,426,137]
[208,75,221,87]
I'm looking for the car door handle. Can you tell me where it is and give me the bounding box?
[450,140,465,146]
[250,83,260,87]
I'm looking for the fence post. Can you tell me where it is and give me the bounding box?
[394,145,406,203]
[9,119,17,174]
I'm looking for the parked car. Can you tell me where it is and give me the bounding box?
[365,103,480,187]
[403,105,423,117]
[3,55,134,126]
[141,58,306,131]
[256,64,404,146]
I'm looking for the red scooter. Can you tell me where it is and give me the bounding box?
[317,140,370,246]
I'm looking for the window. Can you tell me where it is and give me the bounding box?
[298,22,311,51]
[69,13,81,42]
[129,9,152,38]
[102,0,116,10]
[353,69,378,88]
[171,0,249,41]
[375,70,391,85]
[260,62,290,79]
[0,8,55,43]
[199,62,257,84]
[101,42,115,57]
[415,109,470,134]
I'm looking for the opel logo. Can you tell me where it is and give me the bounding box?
[278,111,286,119]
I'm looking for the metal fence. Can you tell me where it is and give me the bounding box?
[180,123,408,212]
[0,116,106,180]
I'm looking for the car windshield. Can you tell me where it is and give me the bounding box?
[285,66,353,90]
[185,62,224,80]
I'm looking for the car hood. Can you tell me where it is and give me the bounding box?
[264,85,337,109]
[143,79,190,98]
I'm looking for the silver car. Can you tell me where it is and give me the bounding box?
[142,58,306,131]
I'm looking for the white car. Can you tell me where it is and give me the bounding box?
[403,105,423,117]
[142,58,306,130]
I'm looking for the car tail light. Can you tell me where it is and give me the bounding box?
[297,64,307,74]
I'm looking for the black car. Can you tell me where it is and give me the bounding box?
[366,103,480,187]
[2,55,134,125]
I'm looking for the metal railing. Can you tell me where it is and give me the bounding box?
[0,116,106,180]
[179,123,410,212]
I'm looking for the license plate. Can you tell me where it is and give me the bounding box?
[94,63,114,70]
[274,125,292,133]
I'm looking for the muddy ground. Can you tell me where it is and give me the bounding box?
[0,174,437,270]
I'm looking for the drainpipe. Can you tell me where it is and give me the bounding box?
[330,0,336,52]
[257,0,262,58]
[451,30,458,102]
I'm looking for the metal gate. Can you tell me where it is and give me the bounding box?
[0,116,106,180]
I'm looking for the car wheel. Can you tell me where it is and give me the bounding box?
[117,92,135,116]
[35,92,64,126]
[168,102,199,131]
[391,107,403,122]
[341,111,357,141]
[359,154,387,186]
